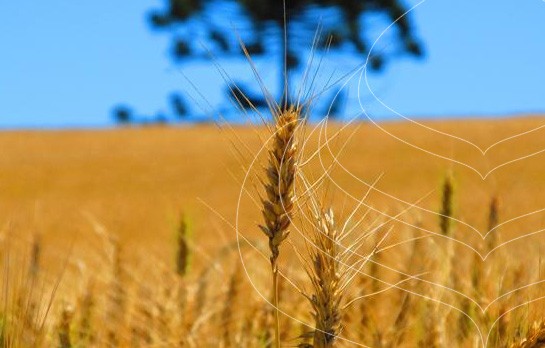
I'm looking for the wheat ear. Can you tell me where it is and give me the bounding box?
[57,302,74,348]
[439,174,454,237]
[259,106,300,347]
[487,195,499,250]
[176,213,190,277]
[511,321,545,348]
[306,208,342,348]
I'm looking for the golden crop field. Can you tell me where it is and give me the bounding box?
[1,114,545,347]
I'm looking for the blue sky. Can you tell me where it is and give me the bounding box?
[1,1,544,128]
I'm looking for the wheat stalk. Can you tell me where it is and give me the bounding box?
[259,106,300,347]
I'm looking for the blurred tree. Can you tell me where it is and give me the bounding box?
[112,105,133,125]
[170,93,189,119]
[148,0,423,114]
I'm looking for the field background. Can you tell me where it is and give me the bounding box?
[2,115,545,346]
[2,116,545,263]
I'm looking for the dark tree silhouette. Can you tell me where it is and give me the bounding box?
[148,0,423,112]
[170,93,189,119]
[112,105,133,125]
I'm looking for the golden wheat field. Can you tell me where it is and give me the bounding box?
[2,114,545,347]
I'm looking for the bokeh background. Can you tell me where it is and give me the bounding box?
[1,0,544,129]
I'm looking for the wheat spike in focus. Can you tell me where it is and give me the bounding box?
[259,105,300,347]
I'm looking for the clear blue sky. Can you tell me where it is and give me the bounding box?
[1,1,544,128]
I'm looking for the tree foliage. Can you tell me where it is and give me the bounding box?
[149,0,422,69]
[112,105,133,125]
[140,0,424,121]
